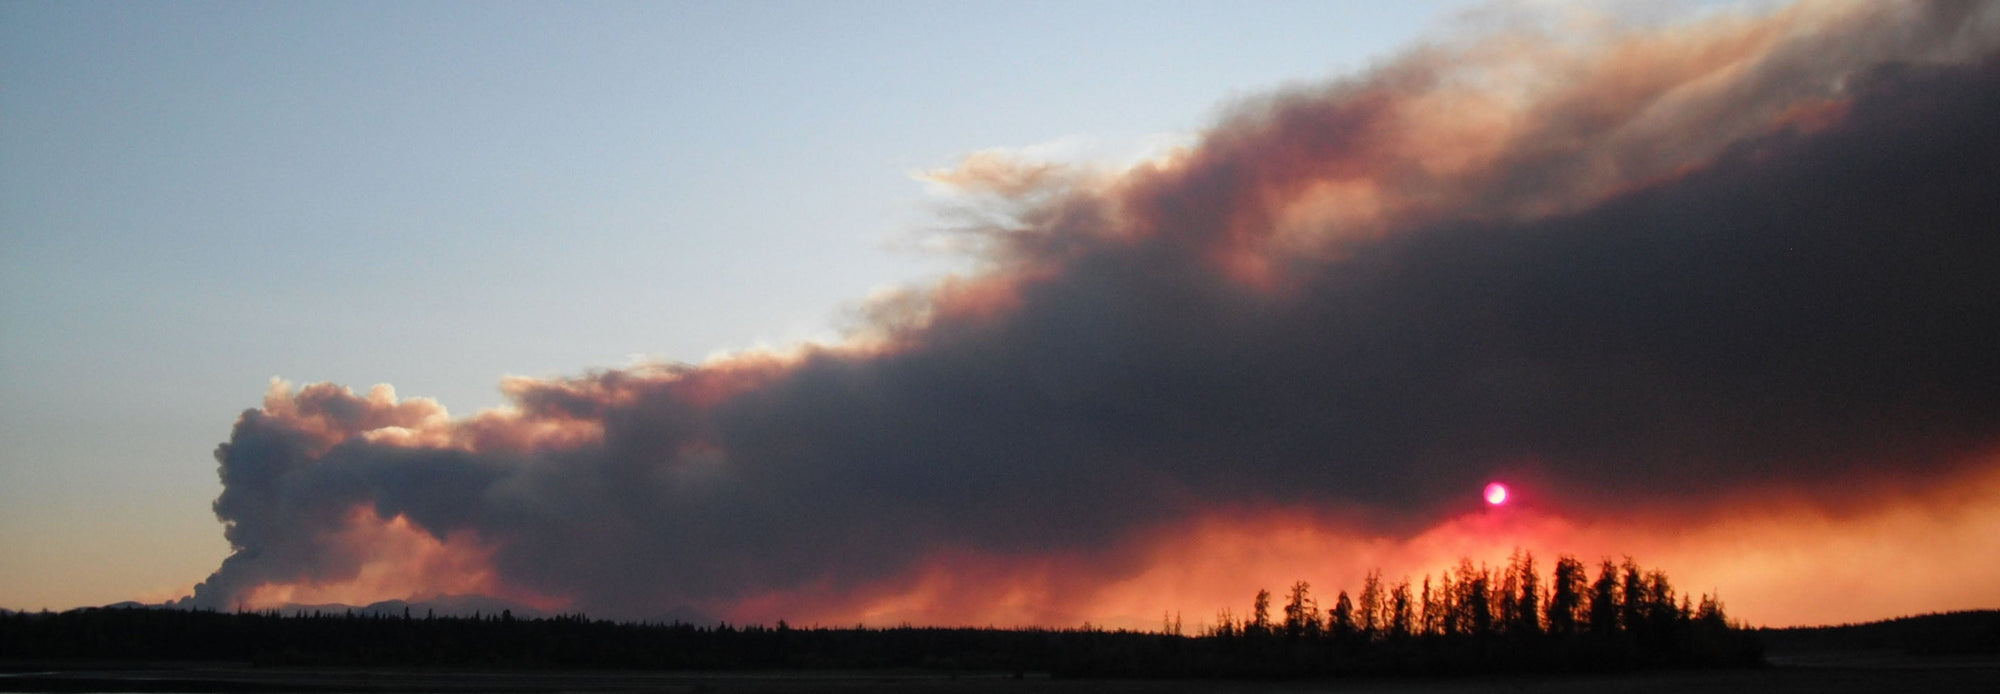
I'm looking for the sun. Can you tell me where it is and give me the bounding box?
[1484,482,1509,506]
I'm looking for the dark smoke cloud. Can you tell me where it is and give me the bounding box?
[191,2,2000,619]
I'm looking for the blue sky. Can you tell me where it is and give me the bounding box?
[1,1,1473,609]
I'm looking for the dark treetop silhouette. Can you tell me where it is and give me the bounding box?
[6,553,1758,678]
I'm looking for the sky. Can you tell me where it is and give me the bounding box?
[4,0,1998,630]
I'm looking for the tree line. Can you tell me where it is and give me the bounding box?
[1212,551,1727,641]
[1181,551,1758,676]
[1,552,1758,678]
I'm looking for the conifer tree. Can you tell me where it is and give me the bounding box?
[1213,608,1237,637]
[1438,569,1460,637]
[1358,570,1384,640]
[1462,563,1492,637]
[1620,558,1647,632]
[1419,576,1439,637]
[1283,581,1318,638]
[1328,591,1356,640]
[1500,551,1522,634]
[1695,593,1726,628]
[1589,559,1621,635]
[1547,555,1587,636]
[1388,578,1413,639]
[1249,589,1272,637]
[1513,551,1543,636]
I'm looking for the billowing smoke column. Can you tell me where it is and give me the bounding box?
[191,1,2000,623]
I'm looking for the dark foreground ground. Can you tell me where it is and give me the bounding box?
[8,610,1996,692]
[5,655,1999,694]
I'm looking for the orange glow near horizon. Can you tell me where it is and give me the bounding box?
[712,462,2000,632]
[215,462,2000,629]
[1085,463,2000,630]
[236,508,568,614]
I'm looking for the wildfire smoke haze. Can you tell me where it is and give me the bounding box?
[185,0,2000,629]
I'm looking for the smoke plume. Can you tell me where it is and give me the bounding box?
[189,1,2000,625]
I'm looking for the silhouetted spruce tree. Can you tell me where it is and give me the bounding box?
[1302,581,1326,638]
[1248,589,1272,637]
[1695,593,1726,629]
[1547,555,1587,636]
[1513,551,1543,636]
[1642,569,1679,638]
[1437,569,1461,637]
[1282,581,1317,638]
[1419,576,1439,637]
[1620,558,1647,632]
[1358,570,1383,640]
[1461,562,1493,638]
[1589,559,1621,636]
[1388,577,1413,639]
[1328,591,1356,640]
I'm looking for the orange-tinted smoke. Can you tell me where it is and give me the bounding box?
[720,456,2000,630]
[237,508,567,613]
[189,0,2000,627]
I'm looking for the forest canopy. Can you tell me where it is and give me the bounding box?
[3,553,1757,678]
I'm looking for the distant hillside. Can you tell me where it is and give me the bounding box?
[1758,610,2000,656]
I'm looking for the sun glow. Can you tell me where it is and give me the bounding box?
[829,466,2000,631]
[1484,482,1510,506]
